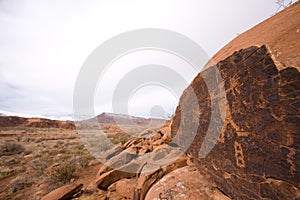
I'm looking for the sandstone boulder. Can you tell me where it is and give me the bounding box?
[171,45,300,199]
[42,183,83,200]
[145,166,231,200]
[96,160,143,190]
[115,179,136,199]
[135,156,188,199]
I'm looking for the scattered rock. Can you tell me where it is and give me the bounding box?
[115,179,136,199]
[152,139,164,147]
[103,146,123,160]
[42,183,83,200]
[99,150,138,176]
[96,161,142,190]
[125,146,139,154]
[88,159,100,166]
[123,138,143,149]
[138,147,151,155]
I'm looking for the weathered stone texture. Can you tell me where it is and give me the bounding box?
[171,45,300,199]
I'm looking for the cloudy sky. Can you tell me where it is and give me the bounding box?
[0,0,295,119]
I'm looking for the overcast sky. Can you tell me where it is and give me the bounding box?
[0,0,295,119]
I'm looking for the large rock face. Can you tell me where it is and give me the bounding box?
[171,45,300,199]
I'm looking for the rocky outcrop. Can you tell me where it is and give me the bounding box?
[171,45,300,199]
[82,121,191,200]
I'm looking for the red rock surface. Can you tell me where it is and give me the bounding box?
[145,166,230,200]
[171,45,299,199]
[171,3,300,199]
[41,183,83,200]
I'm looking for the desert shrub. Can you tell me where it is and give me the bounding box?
[34,138,43,143]
[10,177,29,193]
[22,137,34,142]
[77,145,84,150]
[0,166,26,180]
[108,132,130,145]
[77,154,94,168]
[2,157,20,166]
[0,142,25,156]
[0,168,15,179]
[57,141,65,145]
[28,158,48,176]
[50,161,76,184]
[58,148,67,154]
[86,137,113,152]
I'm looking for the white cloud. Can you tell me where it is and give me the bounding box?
[0,0,293,118]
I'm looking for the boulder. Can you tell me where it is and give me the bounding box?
[96,160,142,190]
[98,150,138,176]
[171,45,300,199]
[115,179,136,199]
[145,166,230,200]
[135,156,187,199]
[103,146,123,160]
[42,183,83,200]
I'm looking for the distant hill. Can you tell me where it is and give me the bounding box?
[96,112,165,126]
[0,116,75,129]
[0,112,165,129]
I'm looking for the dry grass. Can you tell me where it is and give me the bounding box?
[0,124,143,199]
[0,127,94,199]
[53,162,76,183]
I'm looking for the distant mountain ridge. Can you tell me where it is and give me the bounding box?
[0,116,76,129]
[0,112,165,129]
[96,112,165,126]
[0,110,74,121]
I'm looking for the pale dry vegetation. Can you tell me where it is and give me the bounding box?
[0,127,94,200]
[0,123,149,199]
